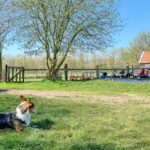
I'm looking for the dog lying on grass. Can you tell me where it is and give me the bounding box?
[0,95,36,132]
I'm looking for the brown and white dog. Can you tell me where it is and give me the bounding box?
[0,95,36,132]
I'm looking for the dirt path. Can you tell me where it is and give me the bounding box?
[1,89,150,105]
[0,89,78,99]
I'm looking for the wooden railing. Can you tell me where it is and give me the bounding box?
[5,64,150,82]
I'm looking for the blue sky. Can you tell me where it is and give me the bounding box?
[112,0,150,49]
[4,0,150,55]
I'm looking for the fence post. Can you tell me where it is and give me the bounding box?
[22,67,24,83]
[64,64,68,80]
[8,68,10,82]
[12,67,14,82]
[5,64,8,82]
[16,68,17,82]
[126,63,129,74]
[96,65,99,79]
[131,64,134,75]
[19,68,21,83]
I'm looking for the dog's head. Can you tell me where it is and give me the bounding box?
[18,95,36,114]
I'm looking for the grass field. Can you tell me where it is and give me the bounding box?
[1,79,150,97]
[1,79,150,149]
[0,94,150,150]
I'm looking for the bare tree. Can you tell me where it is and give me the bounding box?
[0,0,7,81]
[13,0,123,78]
[0,0,13,81]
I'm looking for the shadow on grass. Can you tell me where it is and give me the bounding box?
[1,140,150,150]
[71,143,105,150]
[1,130,150,150]
[41,78,96,83]
[32,119,54,130]
[0,89,8,93]
[0,140,53,150]
[71,142,125,150]
[21,78,100,84]
[70,141,150,150]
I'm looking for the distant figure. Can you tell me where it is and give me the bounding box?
[101,72,107,78]
[138,68,148,78]
[140,68,145,75]
[112,74,116,80]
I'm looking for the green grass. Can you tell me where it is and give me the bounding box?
[1,95,150,150]
[1,79,150,97]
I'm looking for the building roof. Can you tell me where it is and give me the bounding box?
[139,51,150,64]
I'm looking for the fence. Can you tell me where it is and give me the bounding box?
[4,64,150,82]
[5,65,24,83]
[22,65,150,80]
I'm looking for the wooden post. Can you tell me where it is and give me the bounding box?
[8,67,10,82]
[64,64,68,80]
[126,63,129,74]
[12,67,14,82]
[16,68,17,82]
[132,64,134,76]
[96,65,99,79]
[19,68,21,83]
[5,64,8,82]
[22,67,24,83]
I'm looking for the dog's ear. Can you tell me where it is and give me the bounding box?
[20,95,26,102]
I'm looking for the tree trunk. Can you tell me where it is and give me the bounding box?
[0,44,2,81]
[46,55,58,79]
[47,68,58,79]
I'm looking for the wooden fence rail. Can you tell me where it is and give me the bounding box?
[5,64,150,82]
